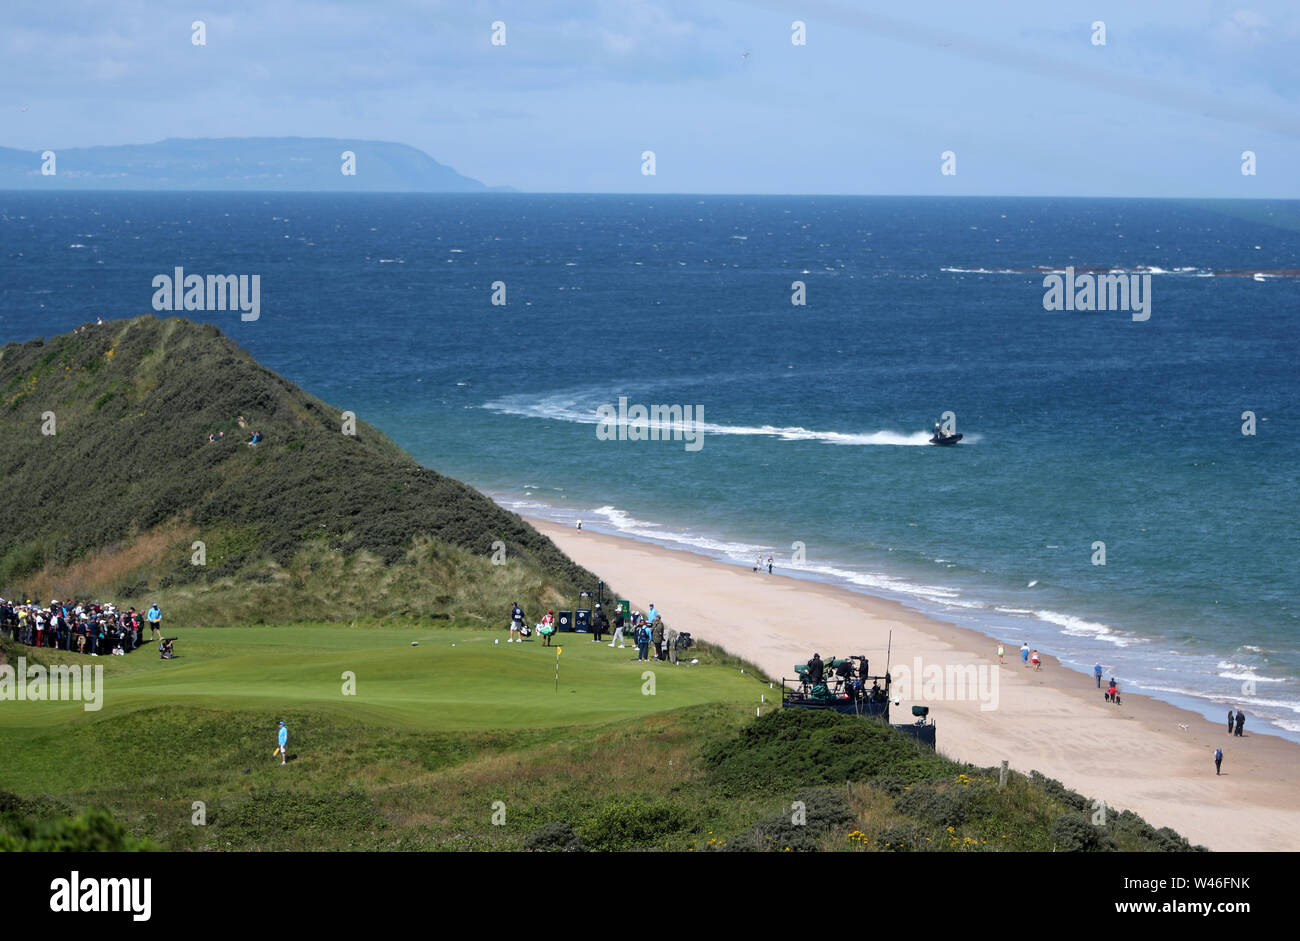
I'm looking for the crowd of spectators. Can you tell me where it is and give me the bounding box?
[0,597,164,657]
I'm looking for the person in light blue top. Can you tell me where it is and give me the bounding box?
[646,603,659,625]
[146,603,162,641]
[277,720,288,765]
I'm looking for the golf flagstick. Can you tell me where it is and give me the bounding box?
[554,646,562,693]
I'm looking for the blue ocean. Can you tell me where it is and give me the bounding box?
[2,192,1296,739]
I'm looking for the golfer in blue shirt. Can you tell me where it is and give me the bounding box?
[277,721,288,765]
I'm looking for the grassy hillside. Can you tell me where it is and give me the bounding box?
[0,629,1201,852]
[0,316,1203,853]
[0,316,600,622]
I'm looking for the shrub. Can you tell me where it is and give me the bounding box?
[523,821,585,852]
[1030,771,1090,813]
[704,709,957,796]
[1050,812,1104,852]
[581,799,686,852]
[877,823,925,852]
[893,783,970,829]
[872,774,910,797]
[0,792,156,851]
[729,787,855,852]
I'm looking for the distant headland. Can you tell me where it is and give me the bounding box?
[0,137,515,192]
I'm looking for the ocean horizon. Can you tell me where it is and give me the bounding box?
[2,191,1296,742]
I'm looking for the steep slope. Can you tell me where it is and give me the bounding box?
[0,316,596,622]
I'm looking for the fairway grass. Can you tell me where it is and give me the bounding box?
[0,625,777,850]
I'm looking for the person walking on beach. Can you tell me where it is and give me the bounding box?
[1094,662,1104,688]
[1227,708,1235,733]
[767,555,774,574]
[754,556,761,573]
[1214,747,1223,775]
[1020,643,1030,668]
[997,644,1004,665]
[1235,711,1245,737]
[276,720,288,766]
[1031,649,1041,671]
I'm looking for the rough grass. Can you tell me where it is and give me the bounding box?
[0,315,605,622]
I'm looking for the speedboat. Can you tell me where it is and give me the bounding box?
[929,430,962,446]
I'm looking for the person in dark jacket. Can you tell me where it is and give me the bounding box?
[807,653,824,685]
[592,606,607,643]
[651,619,665,660]
[608,609,626,648]
[1235,711,1245,737]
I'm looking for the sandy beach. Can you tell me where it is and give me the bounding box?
[530,518,1300,852]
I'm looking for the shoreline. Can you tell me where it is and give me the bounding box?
[528,516,1300,852]
[495,495,1299,747]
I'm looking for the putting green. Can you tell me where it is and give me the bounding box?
[0,625,766,733]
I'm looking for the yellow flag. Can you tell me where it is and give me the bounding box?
[556,647,563,657]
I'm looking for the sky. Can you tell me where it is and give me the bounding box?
[3,0,1299,196]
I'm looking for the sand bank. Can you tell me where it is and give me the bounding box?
[530,518,1300,852]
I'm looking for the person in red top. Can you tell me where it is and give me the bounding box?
[1107,682,1119,704]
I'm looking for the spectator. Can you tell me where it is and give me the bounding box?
[0,597,157,660]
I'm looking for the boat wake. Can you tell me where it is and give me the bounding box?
[482,393,944,446]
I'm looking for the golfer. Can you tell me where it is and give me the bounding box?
[277,720,288,765]
[146,603,163,640]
